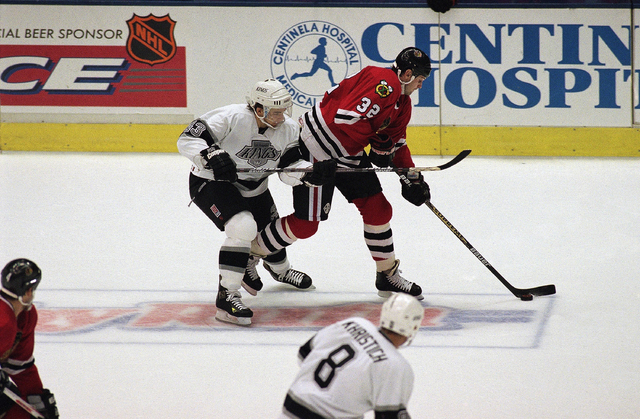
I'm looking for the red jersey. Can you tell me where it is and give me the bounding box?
[0,296,43,399]
[300,66,415,169]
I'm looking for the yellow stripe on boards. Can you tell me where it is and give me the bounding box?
[406,126,640,157]
[0,123,184,153]
[2,123,639,156]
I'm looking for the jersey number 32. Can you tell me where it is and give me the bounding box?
[356,97,381,118]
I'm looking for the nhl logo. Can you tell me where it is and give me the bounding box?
[126,14,177,65]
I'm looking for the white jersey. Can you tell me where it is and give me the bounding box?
[282,317,414,419]
[177,104,309,197]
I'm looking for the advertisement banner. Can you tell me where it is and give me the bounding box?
[434,10,636,128]
[0,4,638,154]
[0,44,186,107]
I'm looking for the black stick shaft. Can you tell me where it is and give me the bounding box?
[236,150,471,174]
[395,165,555,299]
[424,200,555,298]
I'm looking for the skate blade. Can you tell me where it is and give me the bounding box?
[215,310,252,326]
[377,290,424,301]
[275,282,316,291]
[282,283,316,291]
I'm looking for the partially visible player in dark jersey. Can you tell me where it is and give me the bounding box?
[252,47,432,300]
[1,259,59,419]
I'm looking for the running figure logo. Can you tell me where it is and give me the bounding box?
[270,20,361,110]
[291,37,336,87]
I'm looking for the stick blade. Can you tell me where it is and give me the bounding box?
[437,149,472,170]
[519,284,556,297]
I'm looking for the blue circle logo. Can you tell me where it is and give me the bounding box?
[271,21,362,110]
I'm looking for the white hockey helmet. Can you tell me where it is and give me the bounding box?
[379,293,424,346]
[246,78,293,129]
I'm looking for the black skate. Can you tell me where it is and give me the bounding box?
[375,260,424,300]
[241,255,263,296]
[215,285,253,326]
[264,264,314,290]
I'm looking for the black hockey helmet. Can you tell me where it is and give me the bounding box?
[1,258,42,299]
[393,47,432,78]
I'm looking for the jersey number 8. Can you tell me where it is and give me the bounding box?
[314,344,356,388]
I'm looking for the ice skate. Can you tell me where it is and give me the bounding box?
[241,255,263,296]
[215,285,253,326]
[375,260,424,300]
[264,264,315,290]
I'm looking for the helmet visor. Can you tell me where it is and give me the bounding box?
[263,105,291,128]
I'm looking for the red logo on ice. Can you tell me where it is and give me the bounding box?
[36,302,450,333]
[126,14,177,65]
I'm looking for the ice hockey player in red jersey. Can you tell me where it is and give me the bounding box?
[0,259,59,419]
[280,293,424,418]
[252,47,432,300]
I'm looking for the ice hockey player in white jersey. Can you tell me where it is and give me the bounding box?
[177,79,337,326]
[280,293,424,418]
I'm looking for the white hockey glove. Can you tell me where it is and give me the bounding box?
[278,160,311,186]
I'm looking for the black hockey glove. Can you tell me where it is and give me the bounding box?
[302,159,337,187]
[428,0,455,13]
[401,172,431,206]
[369,134,395,167]
[27,389,59,419]
[200,145,237,182]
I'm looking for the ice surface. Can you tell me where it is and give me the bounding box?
[1,151,639,418]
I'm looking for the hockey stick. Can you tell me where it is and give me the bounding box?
[425,200,556,300]
[2,386,45,419]
[235,149,472,174]
[187,150,470,207]
[396,170,556,300]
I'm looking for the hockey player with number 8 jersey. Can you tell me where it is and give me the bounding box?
[280,293,424,419]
